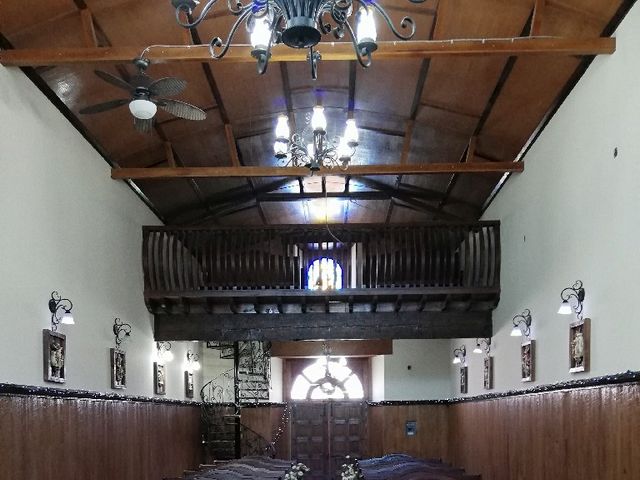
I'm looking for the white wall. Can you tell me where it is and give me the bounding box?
[0,64,199,400]
[382,340,453,400]
[371,354,385,401]
[450,4,640,396]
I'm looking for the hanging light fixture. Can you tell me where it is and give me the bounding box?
[511,309,532,338]
[274,107,358,171]
[48,291,74,331]
[452,345,466,365]
[171,0,421,78]
[558,280,585,320]
[473,338,491,355]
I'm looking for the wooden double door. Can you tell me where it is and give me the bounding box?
[290,401,367,480]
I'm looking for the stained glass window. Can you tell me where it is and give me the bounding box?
[290,357,364,400]
[307,257,343,291]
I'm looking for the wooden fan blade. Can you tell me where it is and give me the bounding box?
[134,117,153,133]
[157,98,207,121]
[149,77,187,97]
[79,98,130,114]
[94,70,134,92]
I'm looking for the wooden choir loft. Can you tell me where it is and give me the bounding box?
[1,0,639,480]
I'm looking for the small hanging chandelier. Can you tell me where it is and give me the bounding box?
[171,0,421,78]
[273,106,358,171]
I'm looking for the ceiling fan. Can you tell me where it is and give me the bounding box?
[79,58,206,133]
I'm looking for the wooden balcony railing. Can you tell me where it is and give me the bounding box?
[143,223,500,308]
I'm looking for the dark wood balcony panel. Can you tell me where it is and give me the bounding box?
[142,223,501,310]
[153,311,493,342]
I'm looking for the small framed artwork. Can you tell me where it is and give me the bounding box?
[521,340,535,382]
[185,371,194,398]
[569,318,590,373]
[483,356,494,390]
[459,366,468,394]
[110,348,126,389]
[43,330,66,383]
[154,362,166,395]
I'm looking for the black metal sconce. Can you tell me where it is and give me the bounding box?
[452,345,466,365]
[48,291,74,331]
[113,318,132,349]
[511,309,532,338]
[156,341,174,362]
[558,280,585,320]
[186,349,201,371]
[473,338,492,355]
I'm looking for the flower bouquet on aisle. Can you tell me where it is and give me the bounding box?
[284,461,310,479]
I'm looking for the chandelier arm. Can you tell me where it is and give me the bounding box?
[369,1,416,40]
[174,0,220,28]
[227,0,253,15]
[208,8,253,59]
[343,21,372,68]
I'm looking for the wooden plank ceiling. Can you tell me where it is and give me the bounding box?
[0,0,630,225]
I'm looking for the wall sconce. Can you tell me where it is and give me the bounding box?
[48,291,74,331]
[156,341,174,362]
[186,349,201,372]
[113,318,132,350]
[452,345,466,365]
[473,338,492,355]
[558,280,585,320]
[511,309,532,337]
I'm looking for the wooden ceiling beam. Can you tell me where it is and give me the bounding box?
[112,162,523,179]
[153,311,493,341]
[0,37,615,67]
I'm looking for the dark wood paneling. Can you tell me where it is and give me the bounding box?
[0,394,201,480]
[448,382,640,480]
[240,405,290,460]
[367,404,449,461]
[153,311,493,341]
[272,340,393,358]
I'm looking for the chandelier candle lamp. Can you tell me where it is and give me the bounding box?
[274,107,358,170]
[171,0,423,78]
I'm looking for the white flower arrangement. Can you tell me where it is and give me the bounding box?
[283,462,310,479]
[340,456,365,480]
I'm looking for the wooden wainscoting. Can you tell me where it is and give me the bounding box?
[240,404,290,460]
[0,393,202,480]
[448,382,640,480]
[368,404,449,460]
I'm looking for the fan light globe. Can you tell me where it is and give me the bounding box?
[452,357,461,365]
[251,17,272,50]
[275,114,290,140]
[473,346,482,354]
[511,326,523,337]
[344,119,359,146]
[164,350,174,362]
[558,300,573,315]
[60,312,75,325]
[129,99,157,120]
[192,361,201,371]
[311,106,327,133]
[357,7,377,44]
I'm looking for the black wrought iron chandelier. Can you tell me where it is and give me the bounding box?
[273,105,358,170]
[171,0,421,78]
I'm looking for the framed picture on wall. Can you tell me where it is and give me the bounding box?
[185,371,194,398]
[521,340,535,382]
[483,356,494,390]
[569,318,590,373]
[459,366,468,394]
[43,329,66,383]
[154,362,166,395]
[110,348,126,389]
